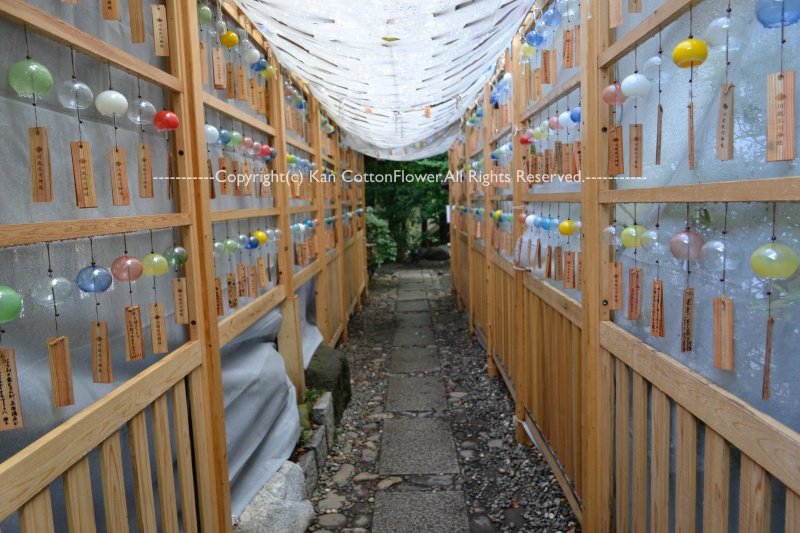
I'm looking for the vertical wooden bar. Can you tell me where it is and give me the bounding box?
[172,380,198,533]
[786,490,800,532]
[631,372,647,532]
[128,410,157,532]
[675,406,697,533]
[19,488,55,533]
[153,394,179,533]
[651,387,670,533]
[738,455,772,533]
[703,428,730,533]
[63,457,97,533]
[99,432,130,533]
[614,361,629,533]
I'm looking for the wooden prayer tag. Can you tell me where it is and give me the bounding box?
[71,141,98,208]
[91,321,113,383]
[109,147,130,206]
[226,62,236,99]
[149,302,169,354]
[242,162,253,195]
[257,256,268,288]
[687,102,696,170]
[249,79,258,110]
[232,160,242,196]
[128,0,145,43]
[650,280,665,337]
[544,246,553,278]
[716,83,734,161]
[207,159,216,199]
[541,50,552,84]
[257,83,267,115]
[573,141,582,173]
[151,4,169,57]
[562,29,574,69]
[549,48,558,84]
[573,25,580,67]
[609,261,622,310]
[680,287,695,352]
[138,144,154,198]
[533,68,543,100]
[627,268,642,320]
[713,296,734,371]
[564,252,575,289]
[0,347,23,431]
[29,127,53,203]
[629,0,642,13]
[199,42,210,85]
[607,124,624,176]
[655,104,663,166]
[237,263,248,297]
[101,0,120,20]
[212,47,226,89]
[629,124,643,177]
[554,141,563,175]
[47,336,74,407]
[173,277,189,324]
[610,0,623,28]
[535,238,542,269]
[226,272,238,309]
[577,252,583,287]
[248,265,258,298]
[767,70,796,161]
[267,253,273,283]
[554,246,563,281]
[218,157,231,194]
[237,66,248,101]
[124,307,145,361]
[762,316,775,400]
[214,277,225,316]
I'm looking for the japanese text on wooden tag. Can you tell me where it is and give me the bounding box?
[71,141,98,208]
[29,126,53,202]
[767,70,796,161]
[48,336,74,407]
[124,307,145,361]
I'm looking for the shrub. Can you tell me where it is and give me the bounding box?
[366,207,396,270]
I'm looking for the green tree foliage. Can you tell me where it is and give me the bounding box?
[365,154,449,261]
[365,207,397,271]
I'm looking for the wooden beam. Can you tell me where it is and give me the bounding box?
[202,93,277,137]
[0,0,181,92]
[520,191,582,203]
[519,72,581,123]
[217,286,286,347]
[293,260,322,290]
[0,213,190,248]
[277,296,306,402]
[286,136,315,155]
[523,274,583,328]
[210,207,280,222]
[599,176,800,203]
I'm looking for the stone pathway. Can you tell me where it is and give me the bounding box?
[309,263,577,532]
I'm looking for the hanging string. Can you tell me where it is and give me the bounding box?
[654,204,661,279]
[724,0,732,85]
[24,27,40,128]
[123,233,135,307]
[633,44,639,125]
[633,203,638,269]
[46,243,60,338]
[108,65,120,151]
[685,203,692,287]
[70,49,84,142]
[720,203,729,295]
[149,230,159,301]
[780,0,786,75]
[226,221,234,272]
[767,202,778,318]
[137,77,145,145]
[657,31,663,103]
[90,237,101,323]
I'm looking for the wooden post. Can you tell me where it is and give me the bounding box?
[167,0,230,529]
[270,67,306,398]
[483,85,498,377]
[335,139,349,343]
[580,0,614,529]
[310,99,331,342]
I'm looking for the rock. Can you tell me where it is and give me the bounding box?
[362,448,378,462]
[352,515,371,528]
[236,461,315,533]
[470,514,498,533]
[317,513,347,529]
[416,245,450,261]
[306,346,352,422]
[376,477,402,490]
[318,491,347,511]
[297,451,318,494]
[353,472,379,482]
[306,426,328,469]
[449,391,468,399]
[313,392,336,448]
[487,439,504,449]
[333,464,355,485]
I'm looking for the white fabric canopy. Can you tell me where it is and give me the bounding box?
[234,0,534,160]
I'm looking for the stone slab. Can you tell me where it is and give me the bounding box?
[396,289,429,301]
[392,327,435,347]
[395,312,432,327]
[389,346,439,373]
[396,300,429,312]
[372,491,470,533]
[386,375,447,412]
[380,418,460,475]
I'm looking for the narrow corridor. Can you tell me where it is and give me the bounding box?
[309,262,577,532]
